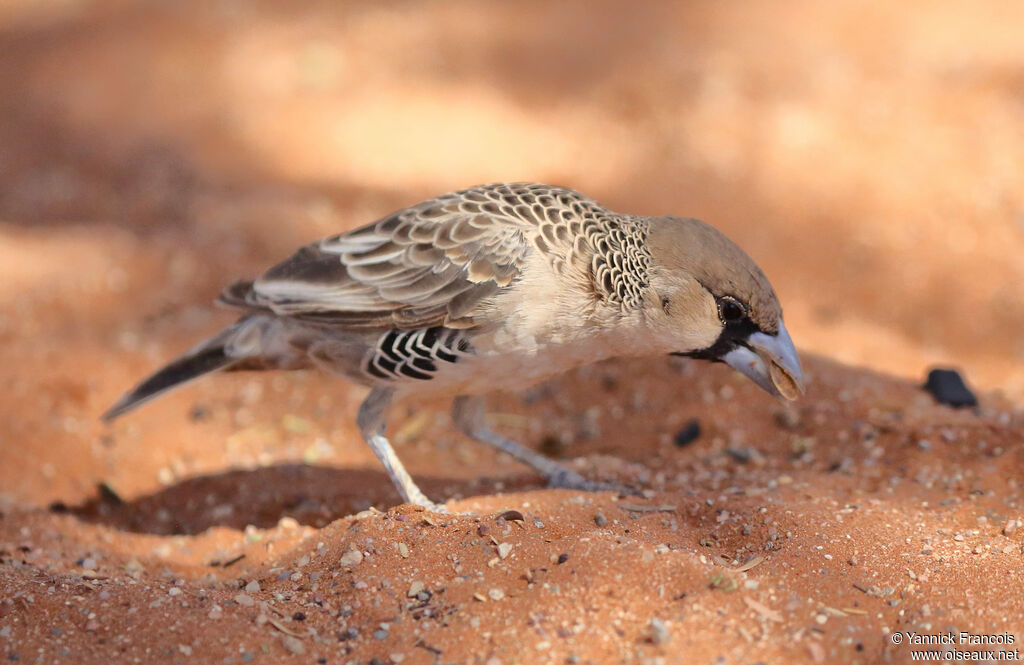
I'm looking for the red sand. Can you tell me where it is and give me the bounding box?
[1,1,1023,663]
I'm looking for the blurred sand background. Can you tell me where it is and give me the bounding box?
[1,2,1023,664]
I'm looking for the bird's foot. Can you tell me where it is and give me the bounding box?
[407,496,450,514]
[544,469,641,496]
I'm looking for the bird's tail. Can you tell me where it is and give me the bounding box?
[102,316,274,423]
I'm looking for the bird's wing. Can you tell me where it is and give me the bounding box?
[221,183,601,331]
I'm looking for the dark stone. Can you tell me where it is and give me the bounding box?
[674,419,701,447]
[923,368,978,408]
[497,510,524,523]
[188,404,210,421]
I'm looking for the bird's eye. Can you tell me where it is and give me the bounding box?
[718,296,746,324]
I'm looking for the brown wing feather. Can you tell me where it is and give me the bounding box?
[222,183,600,332]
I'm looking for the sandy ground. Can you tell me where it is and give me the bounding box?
[1,1,1023,663]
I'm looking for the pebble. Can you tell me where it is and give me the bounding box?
[557,553,570,565]
[282,635,305,655]
[234,593,255,607]
[649,617,670,645]
[923,368,978,408]
[208,604,223,620]
[488,588,505,601]
[245,580,260,593]
[374,629,389,640]
[497,543,513,559]
[674,420,701,447]
[774,407,801,430]
[594,513,608,527]
[408,581,425,597]
[339,550,364,567]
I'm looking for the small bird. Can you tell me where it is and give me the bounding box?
[104,183,803,510]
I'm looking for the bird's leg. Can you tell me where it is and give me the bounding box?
[357,387,446,512]
[451,395,631,494]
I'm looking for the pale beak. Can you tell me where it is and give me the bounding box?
[722,320,805,400]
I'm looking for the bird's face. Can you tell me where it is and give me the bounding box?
[642,216,805,400]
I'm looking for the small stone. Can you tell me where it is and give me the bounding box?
[407,581,425,597]
[167,587,181,596]
[774,407,801,430]
[649,617,670,645]
[497,543,513,559]
[234,593,255,607]
[594,512,608,527]
[281,635,305,655]
[339,550,364,567]
[725,447,754,464]
[923,368,978,408]
[208,604,223,619]
[245,580,260,593]
[557,553,570,565]
[498,510,524,523]
[398,543,409,558]
[374,629,389,640]
[674,420,701,447]
[1003,520,1018,537]
[488,588,505,601]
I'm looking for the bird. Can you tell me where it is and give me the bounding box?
[103,182,804,511]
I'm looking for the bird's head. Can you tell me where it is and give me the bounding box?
[641,216,804,400]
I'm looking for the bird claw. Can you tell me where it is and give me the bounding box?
[545,469,641,496]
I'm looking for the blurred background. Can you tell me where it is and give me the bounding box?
[1,0,1023,506]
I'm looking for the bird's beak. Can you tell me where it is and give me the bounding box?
[722,320,805,400]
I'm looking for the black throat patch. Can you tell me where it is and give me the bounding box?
[673,317,760,362]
